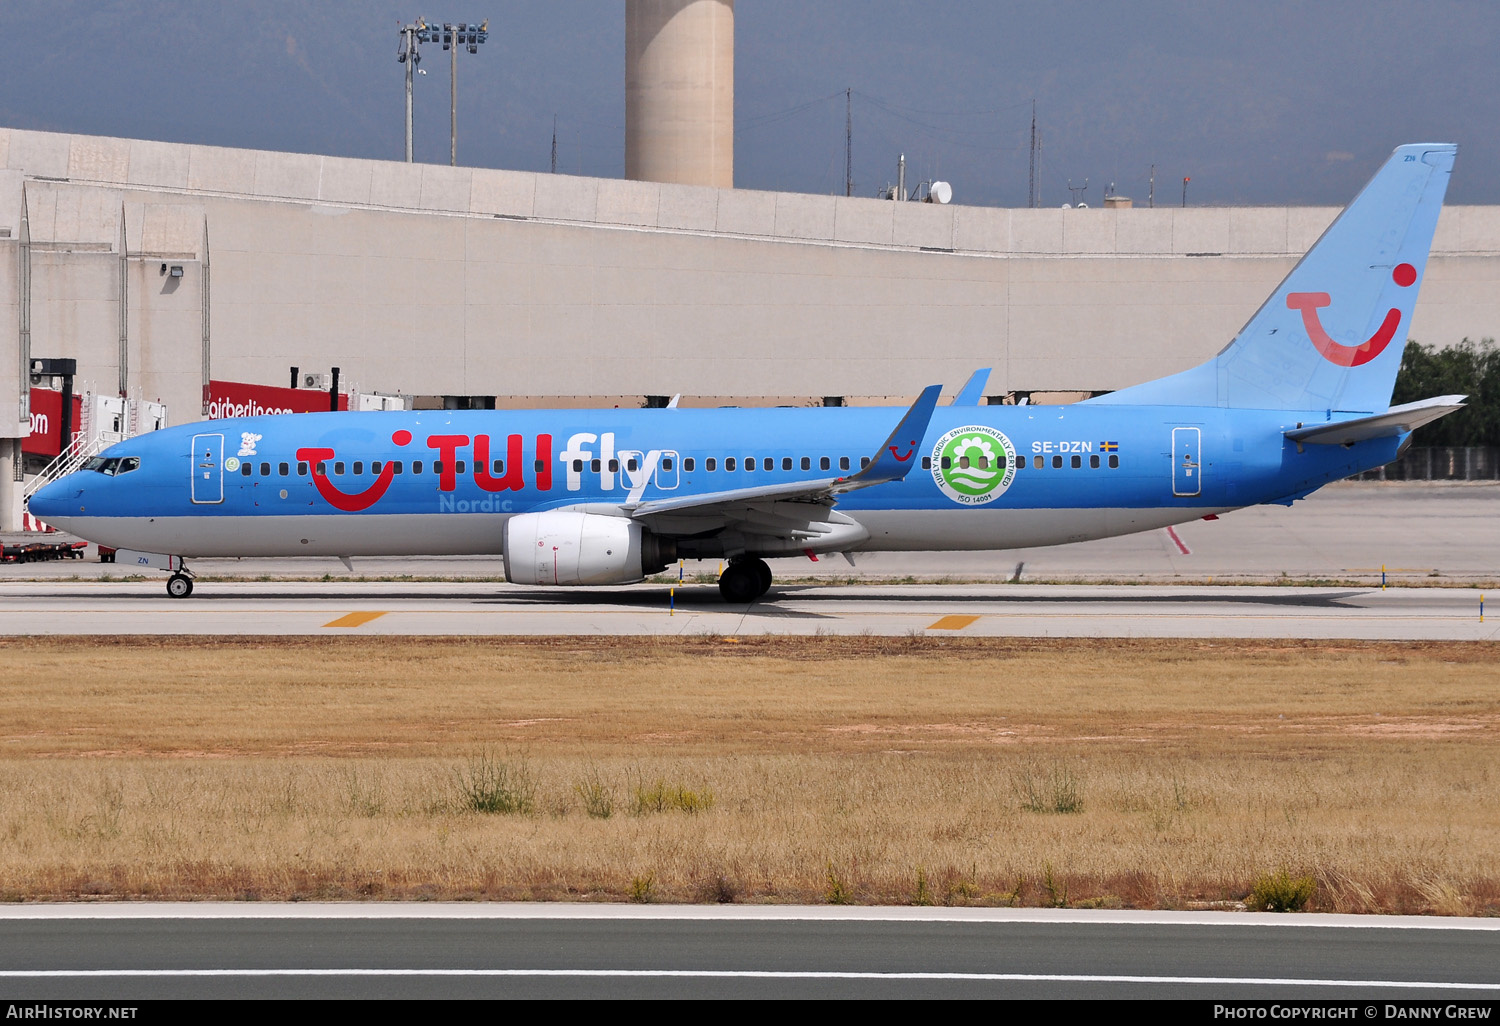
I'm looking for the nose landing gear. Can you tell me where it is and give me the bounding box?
[166,570,195,598]
[718,557,773,603]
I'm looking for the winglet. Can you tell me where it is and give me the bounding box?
[835,384,942,491]
[951,369,991,406]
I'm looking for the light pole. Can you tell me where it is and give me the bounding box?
[1182,176,1190,208]
[398,19,487,165]
[396,19,428,162]
[439,21,488,166]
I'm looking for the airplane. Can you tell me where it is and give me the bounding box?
[28,143,1467,601]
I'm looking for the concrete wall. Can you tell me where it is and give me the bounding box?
[2,126,1499,443]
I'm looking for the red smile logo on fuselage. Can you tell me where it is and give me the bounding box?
[1287,263,1417,367]
[296,430,411,512]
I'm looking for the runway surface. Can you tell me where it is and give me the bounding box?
[1,579,1493,640]
[0,904,1495,999]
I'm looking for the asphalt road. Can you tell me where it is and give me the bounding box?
[0,579,1492,640]
[0,906,1494,1000]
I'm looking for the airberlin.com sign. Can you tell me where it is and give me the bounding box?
[204,380,349,420]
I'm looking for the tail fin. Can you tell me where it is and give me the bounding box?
[1097,143,1456,413]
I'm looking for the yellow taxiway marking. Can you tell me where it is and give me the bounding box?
[928,614,980,631]
[322,611,389,628]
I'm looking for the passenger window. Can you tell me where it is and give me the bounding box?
[278,462,289,476]
[353,461,364,475]
[241,463,252,476]
[412,461,423,475]
[573,460,583,473]
[839,457,850,471]
[455,461,465,474]
[373,461,384,475]
[534,460,544,473]
[627,458,639,472]
[941,457,951,470]
[608,459,619,473]
[296,462,308,476]
[491,460,502,475]
[590,459,601,473]
[683,457,695,472]
[959,456,970,469]
[821,457,831,471]
[745,457,756,472]
[726,457,737,472]
[1109,454,1119,469]
[1071,455,1081,469]
[1090,454,1100,469]
[315,462,326,476]
[976,457,989,469]
[861,457,870,469]
[782,457,792,471]
[392,461,403,474]
[260,463,271,476]
[662,458,674,471]
[1052,455,1063,469]
[1034,455,1043,469]
[335,462,345,475]
[921,457,931,470]
[800,457,810,471]
[706,457,717,472]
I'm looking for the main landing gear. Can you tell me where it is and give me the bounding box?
[166,570,195,598]
[718,557,773,603]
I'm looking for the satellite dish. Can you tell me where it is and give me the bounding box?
[1061,203,1072,209]
[929,180,952,204]
[1075,202,1089,209]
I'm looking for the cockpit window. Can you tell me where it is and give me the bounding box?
[86,456,138,476]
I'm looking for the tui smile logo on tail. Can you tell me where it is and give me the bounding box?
[1286,263,1417,367]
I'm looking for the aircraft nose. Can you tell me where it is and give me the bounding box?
[26,476,81,520]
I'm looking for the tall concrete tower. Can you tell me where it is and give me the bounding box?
[625,0,734,189]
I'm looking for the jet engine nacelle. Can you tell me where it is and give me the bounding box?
[502,511,672,586]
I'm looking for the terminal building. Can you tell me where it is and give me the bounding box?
[2,0,1499,529]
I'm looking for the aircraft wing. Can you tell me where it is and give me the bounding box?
[624,384,941,534]
[1285,395,1467,446]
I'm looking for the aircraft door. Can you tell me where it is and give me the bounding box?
[1172,427,1201,497]
[654,450,680,490]
[191,433,225,504]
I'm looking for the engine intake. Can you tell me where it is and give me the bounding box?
[503,511,672,585]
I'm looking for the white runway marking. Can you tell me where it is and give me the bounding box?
[0,969,1494,989]
[1,903,1497,930]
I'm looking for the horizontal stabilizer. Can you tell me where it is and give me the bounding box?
[1285,395,1467,446]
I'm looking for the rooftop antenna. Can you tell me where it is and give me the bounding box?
[1149,164,1155,208]
[1027,99,1037,208]
[1067,177,1089,207]
[550,115,558,174]
[844,88,853,197]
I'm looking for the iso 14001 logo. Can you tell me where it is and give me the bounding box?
[930,425,1018,505]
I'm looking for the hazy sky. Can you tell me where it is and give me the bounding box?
[3,1,1496,206]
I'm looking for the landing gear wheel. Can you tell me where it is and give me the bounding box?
[718,561,761,603]
[749,558,773,598]
[166,573,194,599]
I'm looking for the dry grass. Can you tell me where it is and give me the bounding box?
[0,636,1495,912]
